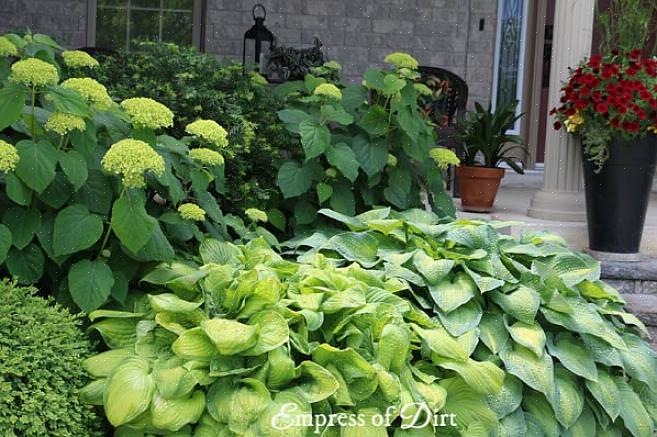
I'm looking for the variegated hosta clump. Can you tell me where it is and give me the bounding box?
[284,207,657,436]
[82,237,504,435]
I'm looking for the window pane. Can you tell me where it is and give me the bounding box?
[133,0,160,8]
[129,10,160,48]
[97,7,127,49]
[495,0,524,108]
[163,0,193,11]
[162,11,193,46]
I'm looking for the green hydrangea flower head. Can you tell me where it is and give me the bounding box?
[189,148,224,166]
[10,58,59,87]
[384,52,419,70]
[178,203,206,222]
[101,139,165,188]
[121,97,174,130]
[245,208,268,223]
[61,78,113,111]
[250,72,268,86]
[185,119,228,148]
[414,83,433,97]
[62,50,99,69]
[0,140,19,173]
[387,154,398,167]
[430,147,460,170]
[0,36,18,57]
[325,167,338,178]
[323,61,342,71]
[45,112,86,135]
[313,83,342,100]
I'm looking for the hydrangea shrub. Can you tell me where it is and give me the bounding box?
[0,32,238,312]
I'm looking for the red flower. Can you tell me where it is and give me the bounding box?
[553,121,562,130]
[611,118,621,128]
[589,54,603,68]
[630,48,642,60]
[595,103,609,114]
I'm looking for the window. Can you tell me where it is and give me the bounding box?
[87,0,203,51]
[492,0,529,133]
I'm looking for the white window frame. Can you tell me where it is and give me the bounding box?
[86,0,204,50]
[491,0,529,135]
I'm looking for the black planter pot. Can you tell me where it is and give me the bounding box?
[582,135,657,253]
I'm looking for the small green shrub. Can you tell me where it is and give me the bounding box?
[0,33,237,312]
[274,53,456,228]
[0,280,103,436]
[91,42,293,210]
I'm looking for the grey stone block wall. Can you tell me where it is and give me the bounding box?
[206,0,499,106]
[0,0,87,48]
[0,0,499,106]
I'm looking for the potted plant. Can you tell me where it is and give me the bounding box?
[455,101,526,212]
[553,49,657,253]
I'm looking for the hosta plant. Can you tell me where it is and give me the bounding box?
[0,32,236,311]
[284,208,657,436]
[274,53,456,228]
[83,237,507,435]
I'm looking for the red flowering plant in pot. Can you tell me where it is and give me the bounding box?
[553,49,657,253]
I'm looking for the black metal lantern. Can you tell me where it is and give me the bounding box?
[243,4,275,73]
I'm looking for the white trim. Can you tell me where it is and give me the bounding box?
[491,0,529,135]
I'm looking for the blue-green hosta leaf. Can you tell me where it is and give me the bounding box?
[412,250,455,285]
[201,318,258,355]
[243,310,289,356]
[82,349,134,378]
[564,404,596,437]
[90,318,138,349]
[539,252,601,287]
[619,333,657,391]
[435,300,483,337]
[500,343,554,396]
[151,390,205,432]
[326,232,379,268]
[104,357,155,427]
[148,293,202,313]
[522,391,560,437]
[598,306,649,336]
[615,377,654,437]
[206,378,271,435]
[505,320,546,357]
[581,334,624,368]
[502,242,568,257]
[479,311,510,354]
[585,368,621,422]
[385,263,425,286]
[548,367,584,428]
[490,285,540,324]
[487,374,523,419]
[199,239,242,265]
[497,408,527,436]
[172,327,217,360]
[541,297,626,350]
[292,361,339,403]
[631,380,657,425]
[428,271,476,313]
[440,377,499,434]
[433,357,504,395]
[80,379,106,405]
[412,324,470,361]
[546,332,598,382]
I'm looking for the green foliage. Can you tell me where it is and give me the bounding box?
[91,42,293,210]
[275,56,455,226]
[597,0,657,54]
[83,237,497,435]
[457,102,527,173]
[0,280,103,436]
[0,33,240,311]
[285,207,657,435]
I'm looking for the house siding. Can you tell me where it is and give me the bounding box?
[0,0,499,106]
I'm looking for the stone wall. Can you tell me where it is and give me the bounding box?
[0,0,499,106]
[0,0,87,48]
[206,0,499,106]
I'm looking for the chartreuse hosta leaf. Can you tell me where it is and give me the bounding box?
[435,299,483,337]
[585,367,621,421]
[151,390,206,431]
[490,285,540,325]
[547,332,598,382]
[505,319,546,357]
[201,318,258,355]
[479,311,510,354]
[440,377,498,434]
[104,357,155,426]
[427,271,476,313]
[523,391,560,437]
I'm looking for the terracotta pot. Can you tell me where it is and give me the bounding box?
[455,166,505,212]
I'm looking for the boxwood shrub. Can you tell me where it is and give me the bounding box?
[0,280,104,436]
